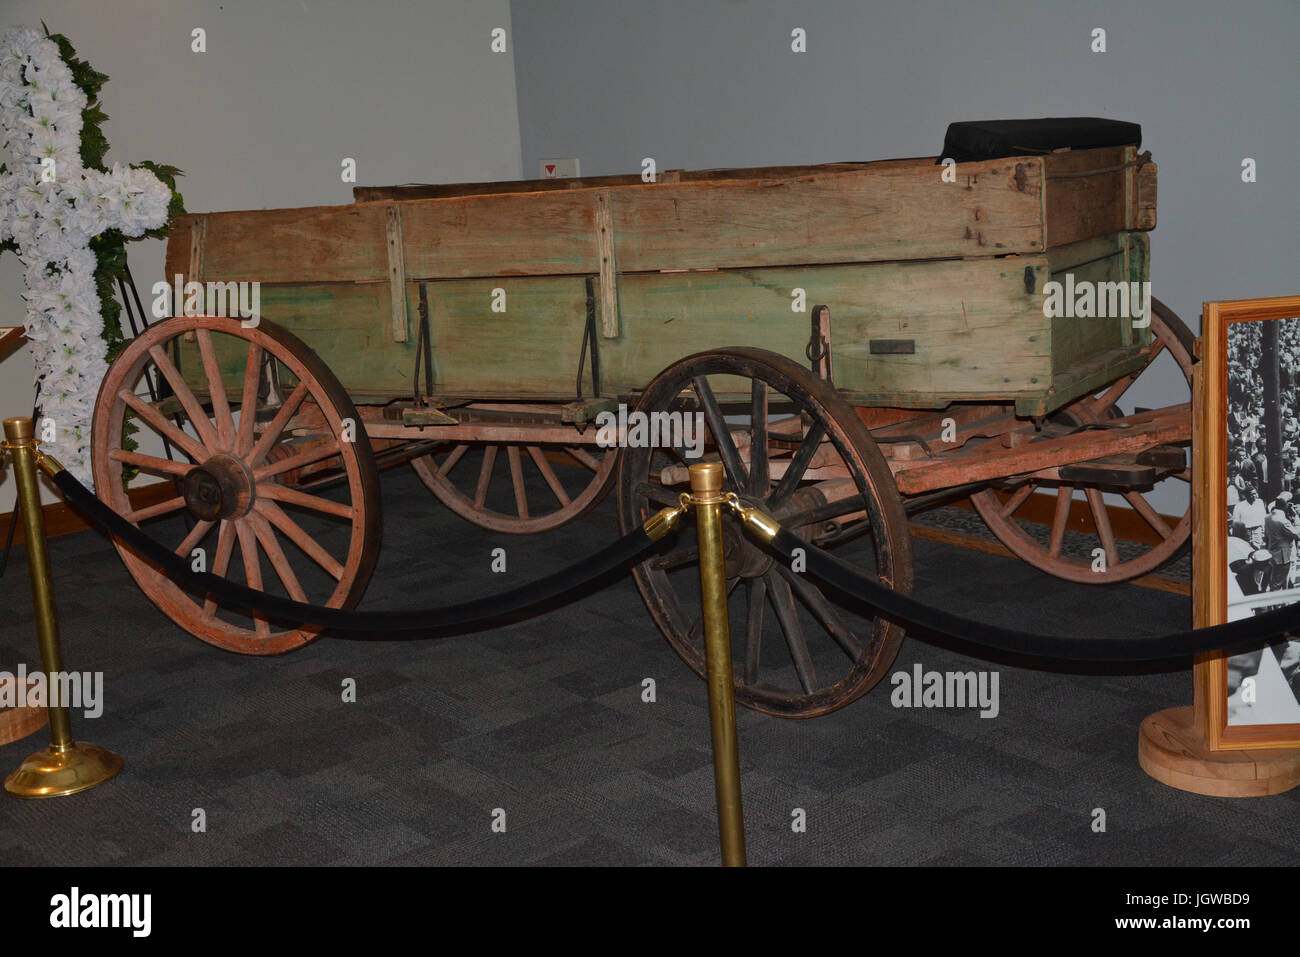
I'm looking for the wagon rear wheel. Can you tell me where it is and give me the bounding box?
[412,435,616,534]
[618,347,913,718]
[971,297,1194,583]
[91,315,381,654]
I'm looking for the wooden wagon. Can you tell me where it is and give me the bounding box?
[90,135,1192,717]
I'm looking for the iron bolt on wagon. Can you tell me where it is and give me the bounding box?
[92,121,1191,717]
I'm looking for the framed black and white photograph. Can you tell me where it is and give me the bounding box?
[1196,295,1300,749]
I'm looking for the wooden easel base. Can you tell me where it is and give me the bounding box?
[1139,706,1300,797]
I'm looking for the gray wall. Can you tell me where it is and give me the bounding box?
[511,0,1299,513]
[0,0,522,507]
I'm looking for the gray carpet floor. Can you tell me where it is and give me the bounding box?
[0,466,1295,866]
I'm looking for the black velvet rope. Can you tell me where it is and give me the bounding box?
[769,527,1298,662]
[54,470,658,638]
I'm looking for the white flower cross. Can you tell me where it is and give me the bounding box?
[0,25,171,487]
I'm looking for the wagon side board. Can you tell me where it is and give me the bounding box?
[163,147,1156,418]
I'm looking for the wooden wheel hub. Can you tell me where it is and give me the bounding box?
[183,454,255,522]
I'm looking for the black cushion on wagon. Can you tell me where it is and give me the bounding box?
[939,118,1142,163]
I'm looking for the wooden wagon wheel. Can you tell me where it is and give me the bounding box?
[618,347,913,718]
[91,315,382,654]
[971,298,1194,583]
[411,435,616,534]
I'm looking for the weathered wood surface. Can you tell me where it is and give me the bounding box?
[1043,146,1156,246]
[177,225,1150,416]
[164,148,1157,414]
[1139,706,1300,797]
[169,154,1055,284]
[350,159,934,202]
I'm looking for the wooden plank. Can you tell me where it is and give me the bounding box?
[892,404,1191,494]
[426,276,589,393]
[349,158,936,203]
[610,158,1044,272]
[354,170,683,201]
[187,215,206,284]
[170,148,1159,290]
[194,278,590,397]
[596,191,618,337]
[1134,159,1158,231]
[1046,233,1131,375]
[385,205,409,342]
[400,190,601,279]
[0,327,26,362]
[598,259,1050,400]
[163,214,192,280]
[169,204,391,284]
[1043,146,1138,248]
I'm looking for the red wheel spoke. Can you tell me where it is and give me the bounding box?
[125,496,187,523]
[176,519,214,558]
[507,446,529,518]
[109,449,192,476]
[256,482,354,520]
[1000,482,1036,518]
[1085,487,1119,570]
[147,344,220,451]
[248,513,307,603]
[255,500,344,580]
[234,519,271,638]
[527,446,571,506]
[764,571,817,694]
[247,380,309,468]
[1049,485,1073,559]
[1091,338,1165,416]
[565,446,601,471]
[473,446,498,509]
[744,578,766,684]
[235,341,263,455]
[195,329,235,450]
[437,444,469,477]
[202,520,236,621]
[1123,490,1172,540]
[252,437,341,482]
[118,389,207,462]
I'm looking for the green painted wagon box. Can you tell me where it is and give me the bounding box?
[166,146,1156,417]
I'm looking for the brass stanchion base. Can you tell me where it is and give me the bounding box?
[1138,706,1300,797]
[5,741,123,799]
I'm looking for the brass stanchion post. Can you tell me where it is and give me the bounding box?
[688,461,746,866]
[2,416,122,798]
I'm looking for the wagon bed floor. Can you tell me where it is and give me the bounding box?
[0,467,1291,867]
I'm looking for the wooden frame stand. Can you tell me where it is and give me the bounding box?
[1138,706,1300,797]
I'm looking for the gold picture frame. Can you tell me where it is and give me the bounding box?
[1194,294,1300,750]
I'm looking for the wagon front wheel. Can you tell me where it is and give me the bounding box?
[91,315,382,654]
[618,347,913,718]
